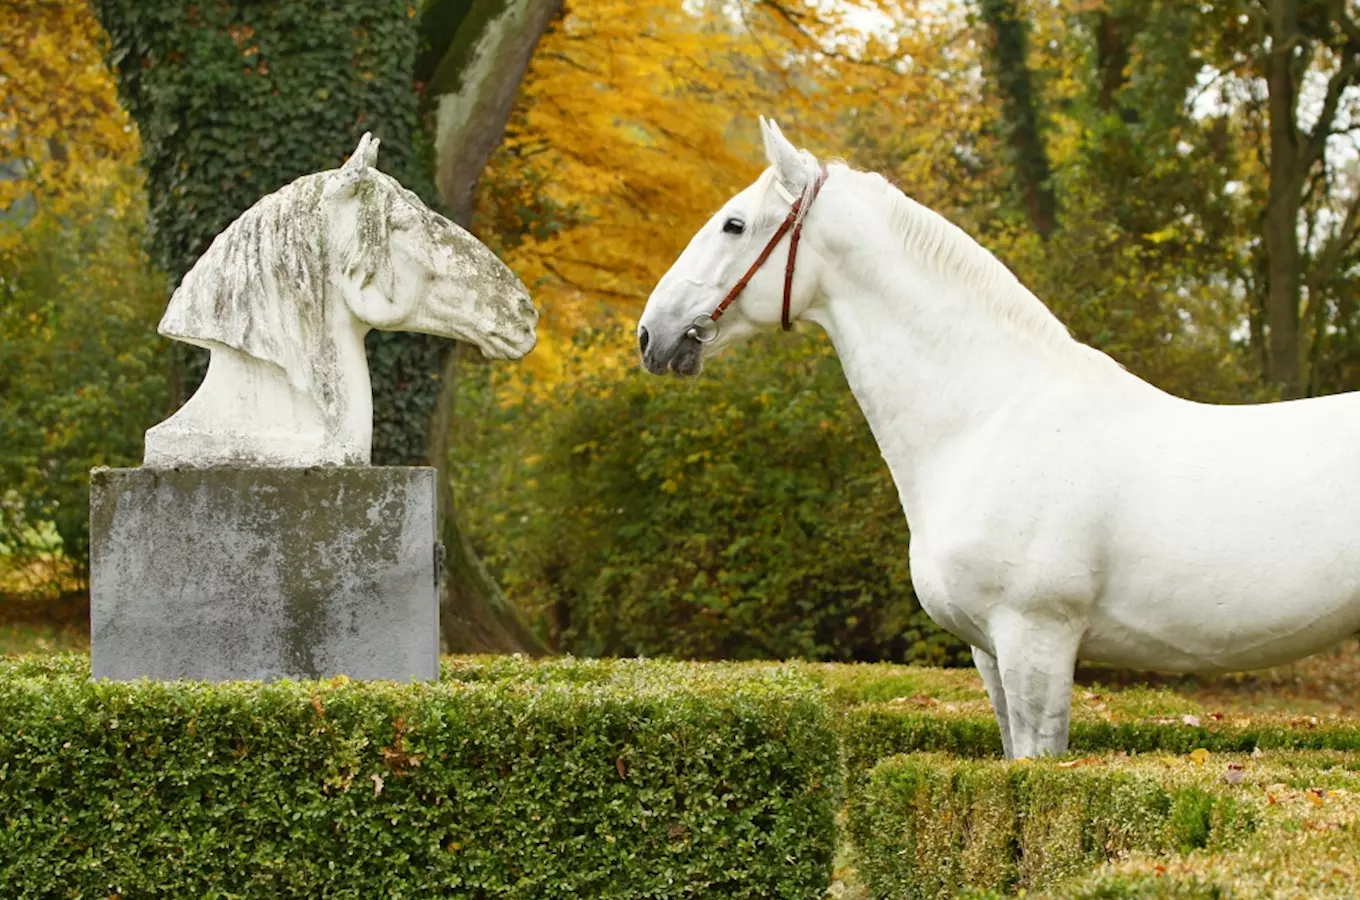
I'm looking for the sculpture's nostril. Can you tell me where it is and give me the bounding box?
[638,326,650,354]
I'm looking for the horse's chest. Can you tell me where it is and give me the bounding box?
[908,544,995,650]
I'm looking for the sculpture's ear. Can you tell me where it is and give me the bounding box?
[322,132,380,204]
[759,116,809,202]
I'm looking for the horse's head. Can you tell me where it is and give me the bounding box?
[637,118,826,376]
[160,133,537,426]
[322,133,538,359]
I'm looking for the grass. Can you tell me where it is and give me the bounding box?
[0,621,88,655]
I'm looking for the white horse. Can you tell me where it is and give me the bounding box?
[637,117,1360,759]
[144,133,538,468]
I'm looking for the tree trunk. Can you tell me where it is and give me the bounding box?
[980,0,1059,239]
[426,346,547,654]
[424,0,565,227]
[417,0,562,653]
[1264,0,1304,398]
[1095,10,1131,114]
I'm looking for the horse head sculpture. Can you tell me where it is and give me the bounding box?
[143,133,538,468]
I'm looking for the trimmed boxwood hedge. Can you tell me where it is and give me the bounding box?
[850,750,1360,900]
[849,753,1263,900]
[842,700,1360,790]
[0,655,841,899]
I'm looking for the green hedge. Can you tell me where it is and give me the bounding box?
[849,751,1360,900]
[842,701,1360,791]
[0,655,841,899]
[849,753,1262,900]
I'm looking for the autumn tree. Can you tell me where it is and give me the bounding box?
[1,0,168,597]
[980,0,1059,238]
[1256,1,1360,396]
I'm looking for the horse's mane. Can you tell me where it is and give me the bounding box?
[836,163,1120,376]
[158,170,400,425]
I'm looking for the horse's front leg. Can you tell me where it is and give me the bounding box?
[989,610,1085,759]
[972,646,1015,759]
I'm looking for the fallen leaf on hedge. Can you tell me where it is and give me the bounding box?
[1189,748,1210,765]
[1307,789,1325,806]
[1058,757,1100,769]
[371,773,384,797]
[616,757,627,779]
[889,694,937,707]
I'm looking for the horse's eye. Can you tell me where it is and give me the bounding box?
[722,217,744,235]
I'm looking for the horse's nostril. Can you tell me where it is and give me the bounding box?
[638,326,650,354]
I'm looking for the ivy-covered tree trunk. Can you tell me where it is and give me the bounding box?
[416,0,562,654]
[979,0,1058,239]
[92,0,548,654]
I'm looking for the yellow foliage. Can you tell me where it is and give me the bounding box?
[0,0,141,249]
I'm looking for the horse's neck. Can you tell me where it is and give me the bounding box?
[804,189,1124,519]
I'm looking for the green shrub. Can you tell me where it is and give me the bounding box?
[0,655,841,899]
[849,754,1261,900]
[1047,752,1360,899]
[842,702,1360,790]
[451,328,970,666]
[0,184,169,582]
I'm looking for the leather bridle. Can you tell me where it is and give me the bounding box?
[685,166,829,343]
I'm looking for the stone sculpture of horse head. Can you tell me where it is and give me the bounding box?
[143,133,537,468]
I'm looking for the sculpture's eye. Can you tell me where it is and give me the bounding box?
[722,217,744,235]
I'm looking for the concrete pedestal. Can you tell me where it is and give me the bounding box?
[89,467,441,682]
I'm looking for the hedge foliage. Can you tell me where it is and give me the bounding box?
[850,753,1261,899]
[452,329,970,665]
[850,751,1360,900]
[0,655,841,899]
[90,0,447,465]
[842,699,1360,791]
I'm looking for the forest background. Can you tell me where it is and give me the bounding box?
[5,0,1360,669]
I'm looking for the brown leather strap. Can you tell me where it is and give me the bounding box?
[709,205,800,322]
[705,166,828,331]
[781,169,826,330]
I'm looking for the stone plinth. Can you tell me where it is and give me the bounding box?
[90,467,440,682]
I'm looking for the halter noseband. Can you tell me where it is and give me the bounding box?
[686,165,829,344]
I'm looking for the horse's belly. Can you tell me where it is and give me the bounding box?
[1081,531,1360,673]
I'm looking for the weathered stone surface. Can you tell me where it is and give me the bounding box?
[142,132,538,469]
[90,466,441,682]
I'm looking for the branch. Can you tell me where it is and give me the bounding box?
[1308,183,1360,292]
[540,259,645,302]
[1336,1,1360,45]
[741,0,916,74]
[1303,6,1360,166]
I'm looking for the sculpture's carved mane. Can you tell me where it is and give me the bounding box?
[158,170,403,426]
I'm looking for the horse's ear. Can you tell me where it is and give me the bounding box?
[759,116,809,198]
[323,132,380,203]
